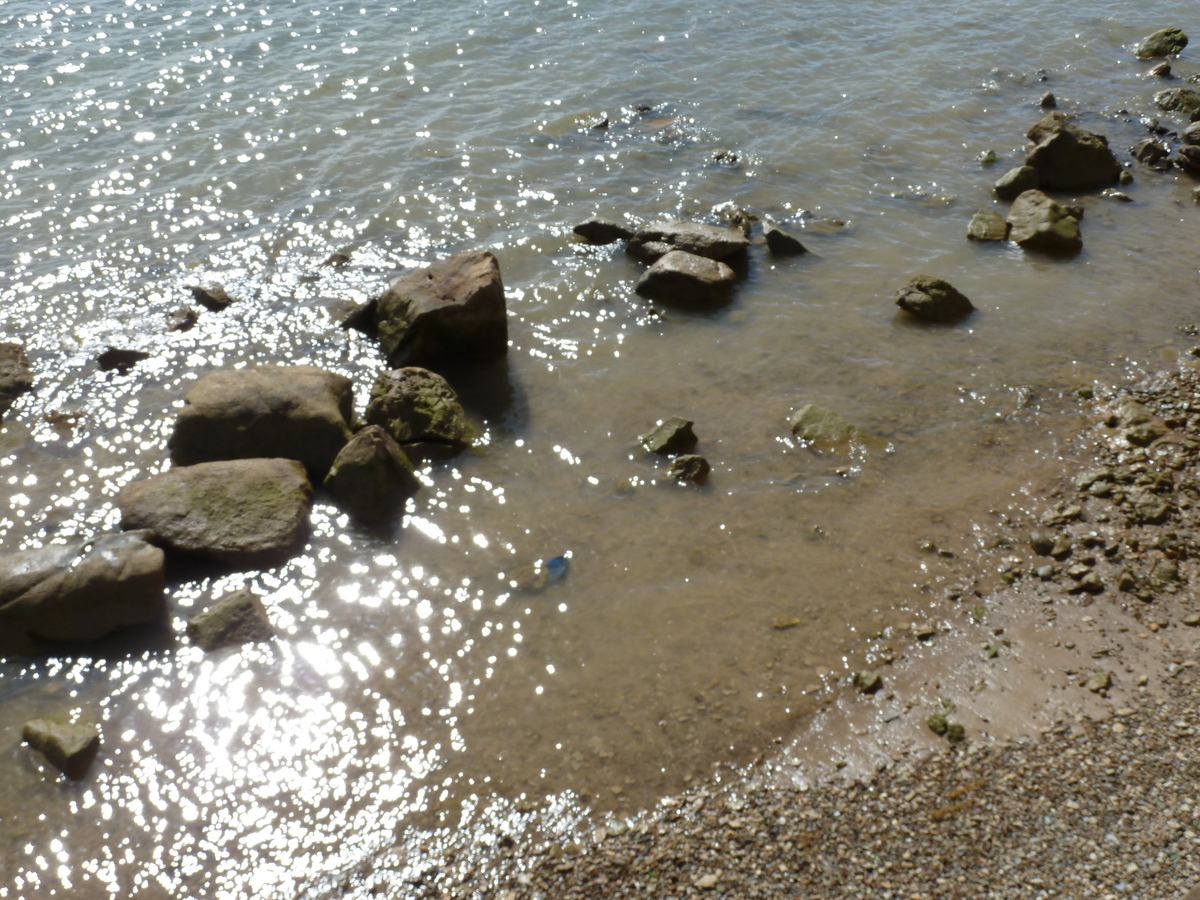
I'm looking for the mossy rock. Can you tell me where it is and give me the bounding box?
[365,368,476,449]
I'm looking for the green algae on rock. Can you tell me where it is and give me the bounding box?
[364,368,476,449]
[325,425,421,522]
[1135,27,1188,59]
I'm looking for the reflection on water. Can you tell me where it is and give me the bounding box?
[2,0,1199,895]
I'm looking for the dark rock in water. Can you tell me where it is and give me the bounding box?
[713,201,758,236]
[1024,112,1121,191]
[1177,145,1200,175]
[641,417,698,455]
[627,221,750,262]
[168,366,354,479]
[118,458,313,568]
[667,454,710,483]
[1100,189,1133,202]
[966,209,1009,242]
[1155,87,1200,120]
[1132,137,1171,168]
[628,239,674,262]
[186,588,275,651]
[1147,62,1172,78]
[187,282,236,312]
[97,346,151,373]
[364,367,475,449]
[0,532,165,654]
[373,249,508,369]
[635,250,736,306]
[1006,190,1082,253]
[1117,398,1169,445]
[893,275,975,323]
[325,425,420,522]
[1184,122,1200,145]
[763,221,808,256]
[852,669,882,694]
[0,342,34,420]
[1120,170,1134,185]
[23,715,100,780]
[321,249,352,269]
[167,306,199,333]
[1136,27,1188,59]
[789,405,862,449]
[1039,91,1057,108]
[993,165,1040,201]
[339,297,378,334]
[590,116,609,130]
[572,218,635,245]
[709,148,741,166]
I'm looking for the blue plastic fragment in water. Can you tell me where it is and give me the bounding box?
[546,556,569,581]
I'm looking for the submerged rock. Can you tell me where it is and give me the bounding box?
[0,532,165,654]
[97,347,151,373]
[967,209,1009,242]
[763,221,808,256]
[894,275,975,323]
[118,458,313,568]
[641,417,698,455]
[1136,27,1188,59]
[634,250,736,306]
[325,425,421,522]
[789,405,862,449]
[994,165,1040,201]
[187,282,236,312]
[23,715,101,780]
[339,297,378,334]
[167,307,199,333]
[373,249,508,369]
[667,454,710,483]
[573,218,635,244]
[364,368,475,449]
[1131,138,1171,168]
[168,366,354,479]
[627,221,750,262]
[0,342,34,420]
[1006,190,1082,253]
[186,588,275,651]
[1155,87,1200,120]
[1024,112,1121,191]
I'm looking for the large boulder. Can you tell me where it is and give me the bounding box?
[634,250,736,306]
[1155,88,1200,121]
[1135,27,1188,59]
[626,221,750,262]
[325,425,421,522]
[23,715,101,780]
[894,275,975,323]
[1024,113,1121,191]
[1006,190,1082,253]
[168,366,354,479]
[0,342,34,420]
[364,368,475,449]
[0,532,165,654]
[118,458,313,568]
[186,588,275,651]
[372,250,508,368]
[993,166,1039,201]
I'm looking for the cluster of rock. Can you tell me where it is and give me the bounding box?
[639,416,710,483]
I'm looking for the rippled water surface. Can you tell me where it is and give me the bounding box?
[2,0,1199,895]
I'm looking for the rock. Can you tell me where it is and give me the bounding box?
[709,148,740,166]
[373,249,508,369]
[967,209,1008,242]
[1136,27,1188,59]
[1127,488,1171,524]
[1117,569,1137,591]
[641,417,698,455]
[1185,122,1200,145]
[945,722,966,743]
[0,342,34,419]
[993,166,1040,201]
[1086,671,1111,693]
[627,221,750,262]
[1183,613,1200,626]
[713,201,758,236]
[1006,190,1082,253]
[1117,398,1168,445]
[187,282,236,312]
[927,713,949,735]
[168,366,354,479]
[186,588,275,651]
[117,458,312,568]
[893,275,974,323]
[573,218,635,245]
[1024,113,1121,190]
[1119,170,1134,185]
[321,250,352,269]
[1177,145,1200,174]
[1155,88,1200,120]
[852,669,882,694]
[789,405,862,450]
[97,347,151,373]
[634,251,736,306]
[1039,91,1057,108]
[1030,531,1055,555]
[763,221,808,256]
[978,149,997,165]
[22,715,100,779]
[364,368,475,449]
[1147,62,1172,78]
[0,532,165,653]
[167,307,199,333]
[339,297,378,334]
[667,454,710,483]
[1131,138,1172,168]
[1101,189,1132,202]
[324,425,420,522]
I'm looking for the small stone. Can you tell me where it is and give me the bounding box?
[914,624,938,640]
[763,220,808,257]
[789,405,863,450]
[945,722,966,743]
[97,347,151,373]
[167,306,199,333]
[1182,613,1200,626]
[1147,62,1172,78]
[1040,91,1057,108]
[894,275,974,323]
[186,589,275,652]
[1036,565,1055,580]
[1117,569,1137,592]
[641,417,698,455]
[994,166,1040,201]
[573,218,634,245]
[693,874,719,890]
[967,209,1009,242]
[1086,671,1112,693]
[978,149,997,165]
[927,713,949,735]
[321,250,352,269]
[1100,189,1132,202]
[23,715,101,780]
[187,282,236,312]
[853,670,882,694]
[1030,531,1054,555]
[667,454,710,483]
[1119,170,1134,185]
[772,616,801,630]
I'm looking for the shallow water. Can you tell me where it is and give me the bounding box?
[1,0,1198,896]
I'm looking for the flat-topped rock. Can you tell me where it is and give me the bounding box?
[1006,189,1083,253]
[118,458,312,568]
[373,249,508,368]
[627,221,749,262]
[186,588,275,651]
[573,218,635,244]
[23,715,101,780]
[967,209,1008,242]
[634,250,736,306]
[168,366,353,480]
